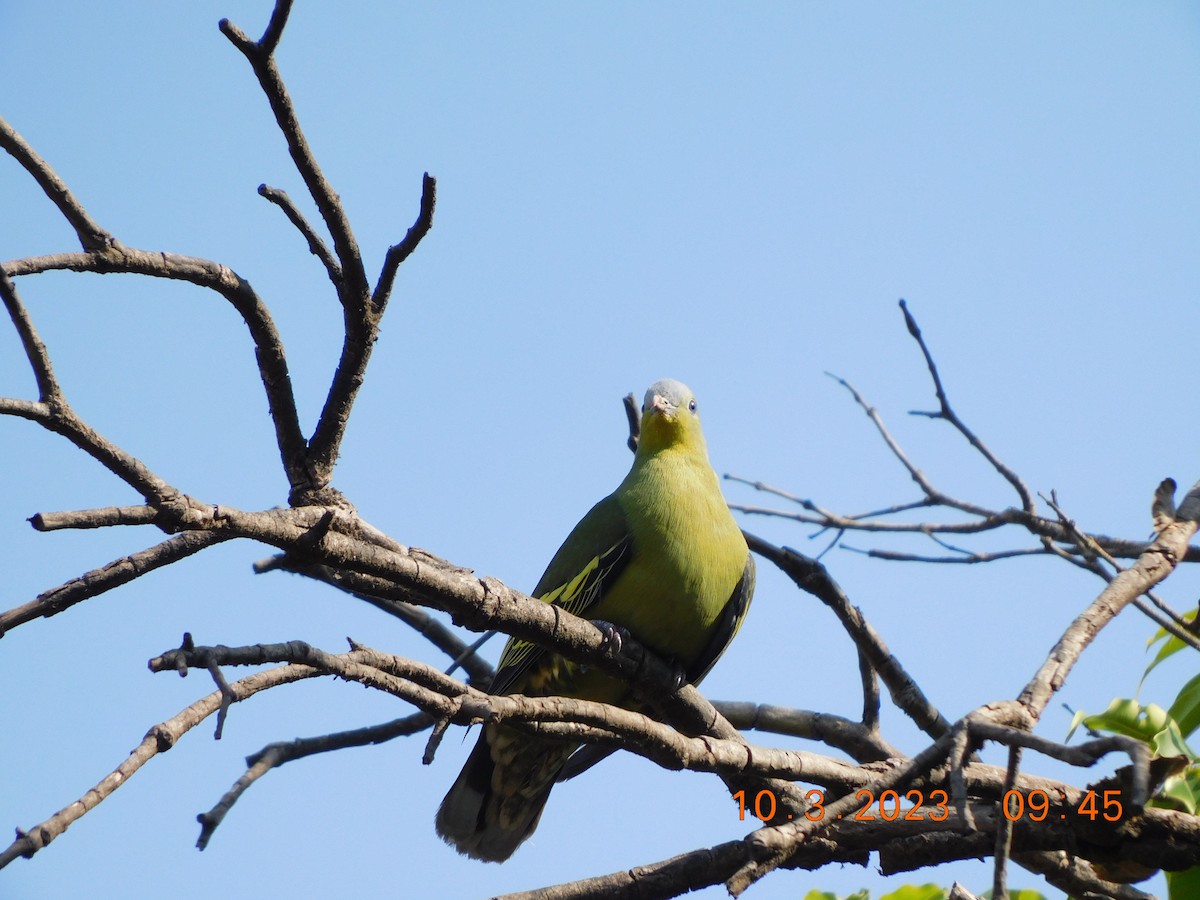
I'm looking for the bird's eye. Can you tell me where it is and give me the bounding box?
[688,399,697,413]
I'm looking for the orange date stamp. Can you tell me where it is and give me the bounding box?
[734,787,1124,823]
[734,788,951,823]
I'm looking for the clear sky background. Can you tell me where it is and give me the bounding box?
[3,3,1200,898]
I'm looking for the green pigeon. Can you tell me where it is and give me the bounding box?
[436,379,754,861]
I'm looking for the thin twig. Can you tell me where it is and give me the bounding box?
[1045,489,1200,652]
[735,503,1022,535]
[255,0,292,56]
[857,648,881,733]
[205,663,237,740]
[372,172,437,312]
[0,531,231,637]
[220,11,369,307]
[1018,479,1200,717]
[825,370,947,505]
[745,532,951,739]
[264,559,497,685]
[0,269,61,401]
[0,115,113,252]
[848,546,1050,565]
[734,496,1200,563]
[197,712,433,849]
[0,662,322,868]
[3,248,309,494]
[949,721,976,829]
[899,299,1036,513]
[713,700,899,762]
[258,183,341,283]
[30,506,160,531]
[993,745,1021,900]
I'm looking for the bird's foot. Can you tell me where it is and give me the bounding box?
[592,620,630,659]
[666,658,688,691]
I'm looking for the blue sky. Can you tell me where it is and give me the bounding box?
[3,3,1200,898]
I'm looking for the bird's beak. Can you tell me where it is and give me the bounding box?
[649,393,674,418]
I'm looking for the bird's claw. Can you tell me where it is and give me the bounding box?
[593,620,630,657]
[667,659,688,691]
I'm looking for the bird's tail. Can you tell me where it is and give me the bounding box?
[435,724,574,863]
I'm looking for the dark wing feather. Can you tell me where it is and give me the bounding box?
[489,494,632,697]
[687,552,756,685]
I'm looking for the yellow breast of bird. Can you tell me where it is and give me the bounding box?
[601,448,746,665]
[520,448,745,706]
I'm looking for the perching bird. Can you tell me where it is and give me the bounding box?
[436,379,755,862]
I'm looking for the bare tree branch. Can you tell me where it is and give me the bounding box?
[852,546,1051,565]
[725,695,1162,895]
[1043,489,1200,652]
[372,172,437,311]
[0,662,320,868]
[219,10,368,307]
[0,358,178,501]
[219,9,437,497]
[898,299,1036,513]
[257,183,342,283]
[499,795,1179,900]
[149,637,822,808]
[254,0,292,59]
[0,531,230,637]
[137,637,1194,895]
[725,302,1200,583]
[0,268,61,401]
[824,369,970,512]
[1019,479,1200,717]
[30,506,160,532]
[196,711,433,849]
[744,532,951,740]
[993,745,1022,900]
[723,480,1200,894]
[262,559,498,685]
[2,244,308,495]
[494,841,770,900]
[713,700,900,762]
[0,115,112,252]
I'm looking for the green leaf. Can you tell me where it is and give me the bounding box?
[1167,865,1200,900]
[1065,706,1091,741]
[879,886,946,900]
[1154,768,1200,816]
[1069,697,1159,741]
[1145,608,1198,679]
[800,892,840,900]
[1169,672,1200,739]
[1154,725,1196,761]
[1067,698,1195,758]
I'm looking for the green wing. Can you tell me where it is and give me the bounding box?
[685,552,755,685]
[489,494,632,697]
